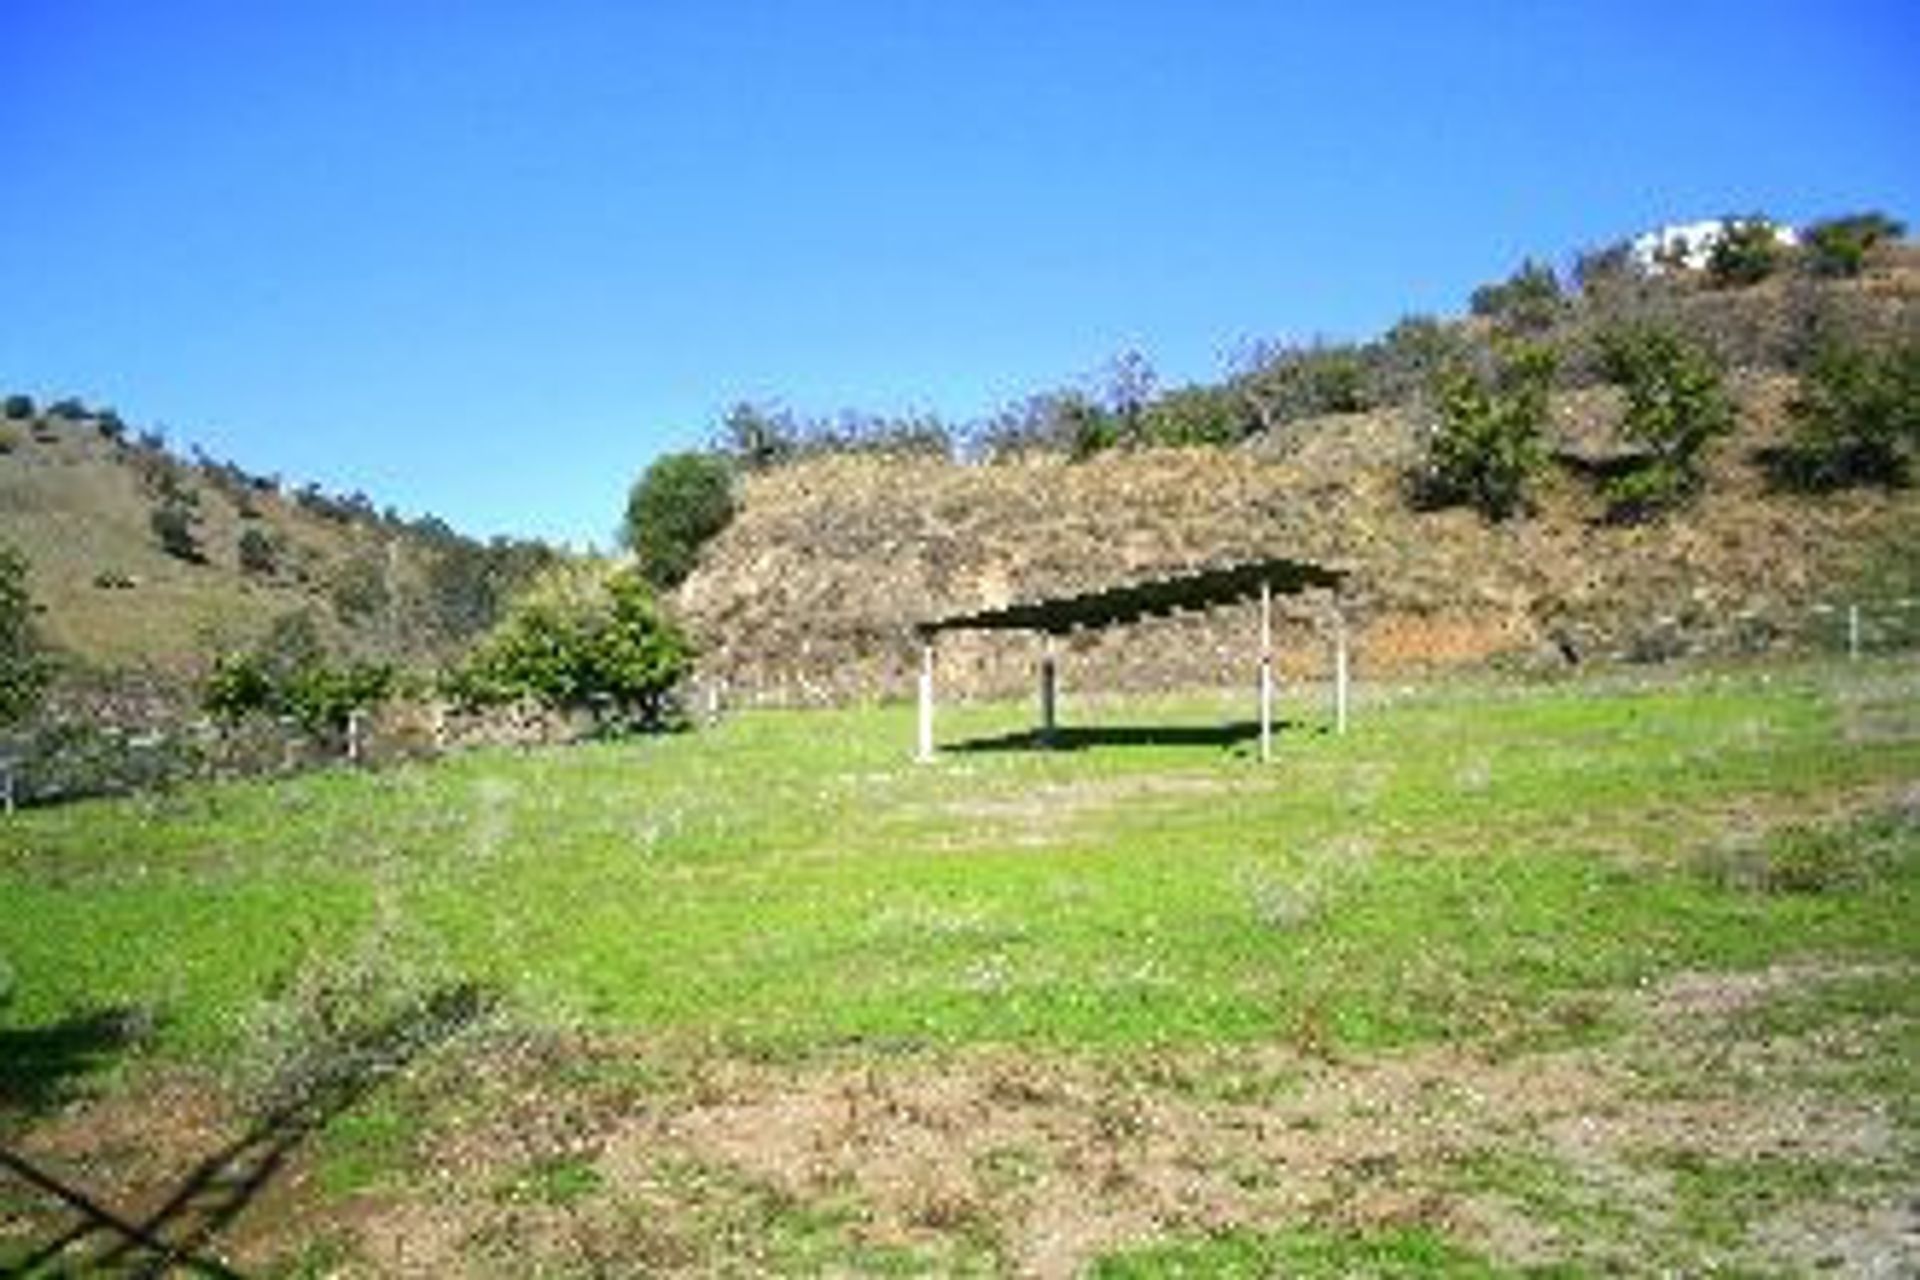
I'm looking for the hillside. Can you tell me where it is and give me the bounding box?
[0,410,552,683]
[676,382,1918,704]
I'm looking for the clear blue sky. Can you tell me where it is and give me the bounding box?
[3,2,1914,548]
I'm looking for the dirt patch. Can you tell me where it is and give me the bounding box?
[6,963,1913,1276]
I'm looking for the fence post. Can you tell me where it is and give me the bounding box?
[1,757,13,815]
[1848,603,1861,661]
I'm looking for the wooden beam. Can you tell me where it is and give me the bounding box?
[1333,612,1350,735]
[1038,634,1058,746]
[1259,579,1274,764]
[916,640,935,763]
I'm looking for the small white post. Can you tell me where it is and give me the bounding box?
[1259,580,1274,764]
[1333,615,1350,736]
[916,639,935,763]
[1039,633,1058,745]
[1,758,14,815]
[1848,603,1861,661]
[347,708,365,763]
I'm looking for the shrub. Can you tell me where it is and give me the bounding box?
[238,527,280,575]
[150,501,204,563]
[623,451,737,590]
[46,396,87,420]
[1596,324,1734,517]
[0,544,50,726]
[1706,216,1784,287]
[1469,259,1564,332]
[715,401,798,470]
[2,394,33,420]
[329,553,390,622]
[1412,341,1557,520]
[1773,339,1920,489]
[1235,341,1377,432]
[1801,211,1906,279]
[449,563,691,729]
[1141,385,1250,446]
[203,622,394,738]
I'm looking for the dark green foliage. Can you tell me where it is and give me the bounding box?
[1596,324,1734,517]
[2,394,33,420]
[203,610,394,735]
[46,396,87,419]
[238,527,280,576]
[1801,211,1906,279]
[1413,342,1557,520]
[1140,385,1250,446]
[150,500,204,563]
[1235,341,1377,433]
[1706,216,1783,287]
[1773,339,1920,489]
[449,566,692,727]
[329,552,390,623]
[0,544,50,726]
[1573,240,1636,294]
[624,451,737,590]
[1469,259,1564,332]
[1063,394,1120,459]
[94,411,126,443]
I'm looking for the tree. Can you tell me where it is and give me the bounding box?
[0,545,50,725]
[1801,212,1906,279]
[1469,259,1564,332]
[716,401,797,470]
[2,394,33,420]
[1774,339,1920,489]
[449,563,691,728]
[150,501,204,562]
[202,609,394,736]
[238,527,279,575]
[623,451,736,590]
[1413,342,1557,520]
[1706,216,1784,287]
[1596,324,1735,517]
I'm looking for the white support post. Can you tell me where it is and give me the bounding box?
[1333,614,1350,736]
[1848,603,1861,661]
[1259,580,1275,764]
[347,708,365,763]
[1039,633,1058,745]
[916,639,935,763]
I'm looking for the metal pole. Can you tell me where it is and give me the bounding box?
[1039,633,1058,746]
[1334,615,1349,736]
[1848,603,1861,661]
[1259,580,1274,764]
[916,639,935,762]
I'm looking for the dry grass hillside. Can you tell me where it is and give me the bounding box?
[0,412,533,683]
[675,375,1918,704]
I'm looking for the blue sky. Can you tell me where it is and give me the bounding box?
[2,2,1914,547]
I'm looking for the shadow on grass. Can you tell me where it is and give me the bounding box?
[1,982,488,1278]
[0,1006,153,1119]
[945,719,1303,754]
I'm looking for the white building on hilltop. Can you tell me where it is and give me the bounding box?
[1629,217,1798,273]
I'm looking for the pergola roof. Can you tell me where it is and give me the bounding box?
[917,555,1345,638]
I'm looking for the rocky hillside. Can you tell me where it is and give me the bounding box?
[675,373,1917,704]
[0,410,552,682]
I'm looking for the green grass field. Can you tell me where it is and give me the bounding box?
[3,659,1917,1275]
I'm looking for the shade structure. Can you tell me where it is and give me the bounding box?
[916,556,1345,639]
[912,556,1350,763]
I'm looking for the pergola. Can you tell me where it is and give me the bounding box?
[912,556,1351,762]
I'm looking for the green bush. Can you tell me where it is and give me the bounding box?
[2,394,33,420]
[238,527,280,575]
[150,501,204,563]
[1468,259,1564,332]
[449,563,691,729]
[1596,324,1734,517]
[623,451,737,590]
[1706,216,1784,287]
[1801,211,1905,279]
[1774,339,1920,489]
[203,633,394,738]
[1412,342,1557,521]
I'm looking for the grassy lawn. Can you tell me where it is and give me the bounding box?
[2,658,1916,1274]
